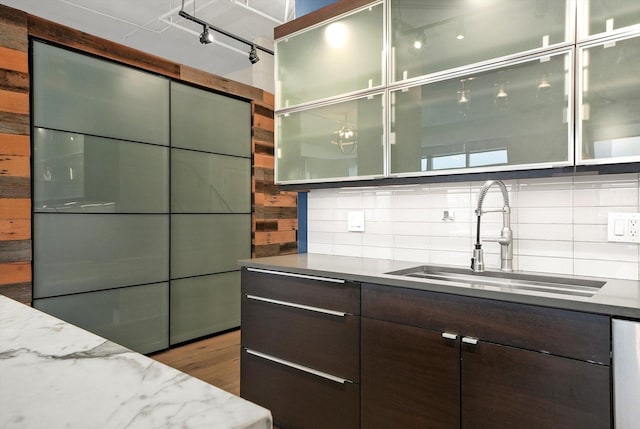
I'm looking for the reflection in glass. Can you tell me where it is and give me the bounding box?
[581,1,640,38]
[390,0,570,82]
[171,214,250,278]
[34,283,169,354]
[172,149,250,213]
[391,52,570,175]
[34,214,169,298]
[276,2,383,108]
[34,128,169,213]
[580,36,640,161]
[170,272,241,345]
[276,94,384,183]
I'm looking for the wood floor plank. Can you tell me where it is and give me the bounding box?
[150,329,241,397]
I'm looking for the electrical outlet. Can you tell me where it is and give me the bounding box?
[608,213,640,243]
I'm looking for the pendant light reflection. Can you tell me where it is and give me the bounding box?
[413,31,426,50]
[331,122,358,154]
[457,78,471,117]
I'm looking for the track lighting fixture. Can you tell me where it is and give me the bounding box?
[249,45,259,64]
[199,26,214,44]
[178,7,273,65]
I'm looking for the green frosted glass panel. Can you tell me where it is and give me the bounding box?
[171,214,250,278]
[170,272,240,345]
[34,283,169,354]
[33,214,169,298]
[276,93,384,183]
[32,41,169,145]
[171,149,250,213]
[390,0,571,82]
[276,3,383,108]
[580,36,640,161]
[391,52,571,175]
[171,82,250,157]
[582,1,640,37]
[33,128,168,213]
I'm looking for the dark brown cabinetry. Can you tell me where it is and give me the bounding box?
[361,283,611,429]
[240,267,360,429]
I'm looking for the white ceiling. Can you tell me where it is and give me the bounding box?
[0,0,294,91]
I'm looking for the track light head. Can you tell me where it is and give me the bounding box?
[249,45,259,64]
[199,26,214,44]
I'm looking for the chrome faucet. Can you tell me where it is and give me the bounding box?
[471,180,513,272]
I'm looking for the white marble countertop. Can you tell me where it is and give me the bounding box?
[0,295,272,429]
[240,254,640,319]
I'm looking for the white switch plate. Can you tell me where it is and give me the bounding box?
[347,211,365,232]
[607,213,640,243]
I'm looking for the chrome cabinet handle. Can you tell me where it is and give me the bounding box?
[442,332,458,340]
[246,294,349,317]
[246,267,346,284]
[245,349,352,384]
[462,336,479,345]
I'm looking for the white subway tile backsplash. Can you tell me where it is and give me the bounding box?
[306,173,640,280]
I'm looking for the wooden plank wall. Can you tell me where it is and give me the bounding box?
[0,7,31,304]
[0,4,298,304]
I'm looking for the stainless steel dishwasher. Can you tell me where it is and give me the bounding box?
[613,318,640,429]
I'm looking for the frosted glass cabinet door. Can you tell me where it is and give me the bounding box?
[34,283,169,354]
[579,35,640,163]
[33,214,169,298]
[391,52,571,176]
[580,0,640,38]
[275,2,383,108]
[276,93,384,183]
[170,272,241,345]
[171,82,250,157]
[171,214,251,278]
[390,0,572,83]
[171,149,250,213]
[32,41,169,146]
[33,129,169,213]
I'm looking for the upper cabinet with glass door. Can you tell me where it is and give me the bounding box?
[578,34,640,164]
[275,2,384,109]
[390,0,574,84]
[579,0,640,40]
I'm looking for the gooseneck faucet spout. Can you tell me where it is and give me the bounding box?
[471,180,513,272]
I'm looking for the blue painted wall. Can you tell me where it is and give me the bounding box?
[296,0,338,17]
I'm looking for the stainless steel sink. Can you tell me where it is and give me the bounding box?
[385,265,606,297]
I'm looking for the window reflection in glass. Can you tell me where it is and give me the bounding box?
[391,52,571,175]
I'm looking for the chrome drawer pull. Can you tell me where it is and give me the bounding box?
[462,337,479,345]
[246,294,349,317]
[246,349,352,384]
[442,332,458,340]
[246,267,346,284]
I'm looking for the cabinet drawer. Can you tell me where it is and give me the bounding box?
[242,267,360,314]
[241,349,359,429]
[362,283,610,363]
[242,294,360,381]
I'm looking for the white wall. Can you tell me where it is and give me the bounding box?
[306,173,640,280]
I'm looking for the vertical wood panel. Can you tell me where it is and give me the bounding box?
[0,4,30,303]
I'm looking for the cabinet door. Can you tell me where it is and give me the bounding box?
[579,0,640,39]
[578,34,640,164]
[461,340,610,429]
[361,318,460,429]
[390,0,573,83]
[390,50,572,176]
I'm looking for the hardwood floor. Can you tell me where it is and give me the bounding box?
[151,329,242,396]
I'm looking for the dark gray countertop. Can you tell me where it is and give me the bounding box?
[239,254,640,319]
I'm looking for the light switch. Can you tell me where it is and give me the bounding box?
[614,219,625,236]
[347,211,365,232]
[608,213,640,243]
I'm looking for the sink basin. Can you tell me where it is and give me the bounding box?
[385,265,606,297]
